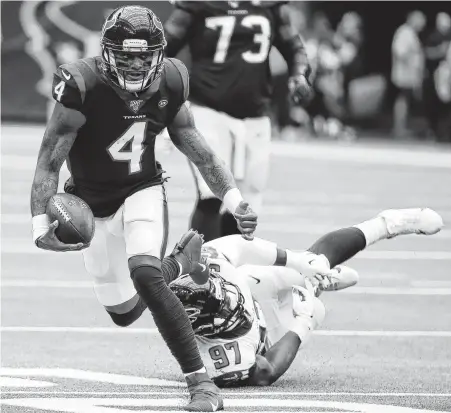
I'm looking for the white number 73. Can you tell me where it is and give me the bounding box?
[206,15,271,64]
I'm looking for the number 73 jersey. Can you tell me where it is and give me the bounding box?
[51,57,188,217]
[175,1,287,119]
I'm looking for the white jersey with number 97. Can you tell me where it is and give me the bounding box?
[195,256,263,386]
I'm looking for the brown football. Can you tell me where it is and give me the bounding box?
[46,193,95,244]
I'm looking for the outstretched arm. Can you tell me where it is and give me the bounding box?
[167,103,257,239]
[247,282,321,386]
[247,333,302,386]
[168,103,237,201]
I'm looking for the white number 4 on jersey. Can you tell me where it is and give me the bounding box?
[108,122,147,174]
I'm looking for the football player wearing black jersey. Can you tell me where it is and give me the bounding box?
[29,5,260,411]
[165,1,312,241]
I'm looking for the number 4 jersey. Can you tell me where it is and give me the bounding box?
[174,1,287,119]
[51,57,188,217]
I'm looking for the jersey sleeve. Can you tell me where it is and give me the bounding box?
[174,1,207,15]
[51,64,85,111]
[169,58,190,102]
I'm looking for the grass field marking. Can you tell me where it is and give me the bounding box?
[0,368,184,387]
[2,391,451,397]
[0,377,56,388]
[2,327,451,337]
[4,280,451,295]
[3,278,451,295]
[4,242,451,258]
[1,396,449,413]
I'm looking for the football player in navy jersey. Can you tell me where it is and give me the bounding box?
[165,1,312,241]
[29,5,260,411]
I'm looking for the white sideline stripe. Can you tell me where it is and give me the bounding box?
[1,280,94,288]
[1,327,451,337]
[1,397,448,413]
[3,140,451,168]
[354,250,451,260]
[3,280,451,295]
[2,241,451,260]
[271,141,451,169]
[3,212,451,239]
[0,377,56,388]
[2,390,450,397]
[338,287,451,295]
[411,280,451,287]
[0,368,184,387]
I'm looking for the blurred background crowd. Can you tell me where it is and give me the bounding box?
[2,1,451,144]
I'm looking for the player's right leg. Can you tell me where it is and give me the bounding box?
[123,185,222,412]
[82,187,222,411]
[188,103,234,242]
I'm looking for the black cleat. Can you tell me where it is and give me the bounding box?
[185,372,224,412]
[170,229,204,275]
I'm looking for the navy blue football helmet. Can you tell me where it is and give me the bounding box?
[100,5,166,93]
[170,271,253,340]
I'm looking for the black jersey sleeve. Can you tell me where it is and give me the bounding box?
[174,1,207,15]
[51,64,86,111]
[169,58,190,102]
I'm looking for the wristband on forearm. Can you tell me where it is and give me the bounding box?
[32,214,50,244]
[223,188,244,214]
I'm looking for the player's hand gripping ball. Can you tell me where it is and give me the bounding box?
[44,194,95,249]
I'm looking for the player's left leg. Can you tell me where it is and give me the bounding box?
[124,185,222,411]
[220,116,271,237]
[307,208,443,290]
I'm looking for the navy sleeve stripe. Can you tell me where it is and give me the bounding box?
[63,64,86,104]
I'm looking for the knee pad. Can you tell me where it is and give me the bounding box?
[128,255,168,309]
[106,298,147,327]
[128,255,161,277]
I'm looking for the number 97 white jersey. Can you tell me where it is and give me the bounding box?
[195,258,264,386]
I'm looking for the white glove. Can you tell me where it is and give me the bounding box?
[290,279,315,342]
[291,251,333,289]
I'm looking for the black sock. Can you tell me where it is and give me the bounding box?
[220,211,240,237]
[308,227,366,268]
[190,198,222,242]
[162,256,180,284]
[129,256,204,374]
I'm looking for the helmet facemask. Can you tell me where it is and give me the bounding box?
[170,272,253,340]
[100,6,166,93]
[101,39,164,93]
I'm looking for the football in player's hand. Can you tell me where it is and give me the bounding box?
[46,193,95,245]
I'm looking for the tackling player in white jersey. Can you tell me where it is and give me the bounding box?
[169,208,443,387]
